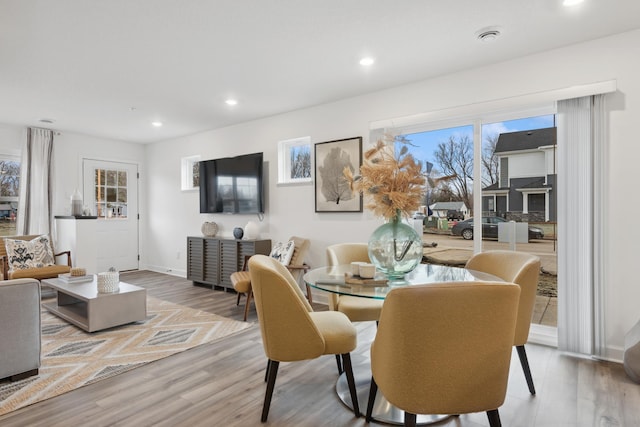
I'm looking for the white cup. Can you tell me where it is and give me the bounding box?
[359,263,376,279]
[351,261,366,276]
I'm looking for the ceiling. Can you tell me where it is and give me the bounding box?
[1,0,639,144]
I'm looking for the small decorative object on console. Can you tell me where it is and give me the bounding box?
[244,221,259,239]
[201,221,218,237]
[233,227,244,240]
[97,267,119,293]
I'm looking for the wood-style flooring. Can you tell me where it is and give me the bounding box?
[1,270,638,427]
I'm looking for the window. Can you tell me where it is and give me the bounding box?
[181,155,200,191]
[94,168,128,219]
[278,136,312,184]
[0,156,19,236]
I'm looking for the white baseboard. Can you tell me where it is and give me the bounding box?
[143,264,187,278]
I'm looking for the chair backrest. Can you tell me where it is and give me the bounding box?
[288,236,310,267]
[326,243,370,309]
[465,250,541,345]
[248,254,324,362]
[372,281,520,416]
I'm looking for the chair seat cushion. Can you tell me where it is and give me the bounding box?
[8,265,71,280]
[309,311,357,355]
[337,295,384,322]
[231,271,251,293]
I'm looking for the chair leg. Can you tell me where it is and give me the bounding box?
[306,283,313,304]
[265,359,270,383]
[243,290,253,322]
[341,353,360,417]
[404,412,417,427]
[236,292,242,306]
[365,377,378,422]
[262,359,279,422]
[335,354,343,374]
[486,409,502,427]
[516,345,536,395]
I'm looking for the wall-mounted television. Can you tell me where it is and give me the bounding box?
[199,152,264,214]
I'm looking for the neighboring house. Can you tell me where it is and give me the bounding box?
[429,201,468,219]
[482,127,556,222]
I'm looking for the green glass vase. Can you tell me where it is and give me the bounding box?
[368,212,423,282]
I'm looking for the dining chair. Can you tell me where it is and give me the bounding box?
[465,250,542,395]
[366,281,521,427]
[231,236,311,321]
[326,243,384,322]
[248,254,360,422]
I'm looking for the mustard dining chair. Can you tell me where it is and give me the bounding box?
[366,281,521,427]
[326,243,384,322]
[465,250,542,395]
[248,254,360,422]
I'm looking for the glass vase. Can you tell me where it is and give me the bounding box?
[368,212,423,282]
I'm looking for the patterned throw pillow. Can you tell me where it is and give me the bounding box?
[4,235,55,272]
[269,240,295,266]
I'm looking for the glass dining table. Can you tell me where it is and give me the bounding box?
[304,263,503,426]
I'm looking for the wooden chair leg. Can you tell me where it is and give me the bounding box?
[486,409,502,427]
[262,359,279,422]
[335,354,343,374]
[342,353,360,417]
[365,377,378,422]
[516,345,536,395]
[264,359,270,383]
[243,290,253,322]
[236,292,242,306]
[306,283,313,304]
[404,412,417,427]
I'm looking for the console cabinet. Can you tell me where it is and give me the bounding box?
[187,237,271,289]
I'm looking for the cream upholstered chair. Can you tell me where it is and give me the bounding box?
[248,254,360,422]
[465,250,541,395]
[231,236,311,321]
[326,243,384,322]
[365,281,520,427]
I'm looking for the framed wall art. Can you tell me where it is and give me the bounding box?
[314,136,362,212]
[277,136,312,184]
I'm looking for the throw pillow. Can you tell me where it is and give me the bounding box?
[4,235,55,272]
[270,240,295,266]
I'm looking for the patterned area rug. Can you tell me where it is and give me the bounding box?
[0,296,252,416]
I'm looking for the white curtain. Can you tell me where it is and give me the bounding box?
[557,95,606,357]
[16,127,54,235]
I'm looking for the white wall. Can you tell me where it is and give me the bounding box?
[145,29,640,360]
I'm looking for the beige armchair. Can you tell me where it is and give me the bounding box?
[326,243,384,322]
[0,278,41,380]
[231,236,310,321]
[248,254,360,422]
[465,250,541,395]
[366,281,520,427]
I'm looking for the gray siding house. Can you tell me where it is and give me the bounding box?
[482,127,556,222]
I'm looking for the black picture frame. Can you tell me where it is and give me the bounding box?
[314,136,363,213]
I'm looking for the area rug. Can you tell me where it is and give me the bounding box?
[0,296,252,416]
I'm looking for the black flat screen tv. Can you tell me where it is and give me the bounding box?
[199,152,264,214]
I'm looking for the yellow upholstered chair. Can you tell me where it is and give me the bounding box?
[231,236,310,321]
[465,250,541,395]
[326,243,384,322]
[248,254,360,422]
[365,281,520,427]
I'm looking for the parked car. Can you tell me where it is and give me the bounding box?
[446,210,464,221]
[450,216,544,240]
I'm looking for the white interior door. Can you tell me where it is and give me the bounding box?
[82,159,139,272]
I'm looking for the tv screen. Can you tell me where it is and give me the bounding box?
[199,152,264,214]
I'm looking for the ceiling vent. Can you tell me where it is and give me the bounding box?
[476,27,501,42]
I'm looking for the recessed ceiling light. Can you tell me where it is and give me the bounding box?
[359,57,375,66]
[151,121,163,127]
[225,99,238,106]
[476,27,502,42]
[39,118,54,124]
[563,0,584,6]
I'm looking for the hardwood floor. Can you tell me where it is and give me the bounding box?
[1,270,638,426]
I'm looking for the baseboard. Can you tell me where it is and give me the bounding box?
[144,264,187,278]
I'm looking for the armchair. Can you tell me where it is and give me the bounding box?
[1,234,72,280]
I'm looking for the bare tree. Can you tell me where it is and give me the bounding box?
[482,134,499,187]
[0,160,20,197]
[434,135,474,210]
[318,147,354,204]
[290,146,311,179]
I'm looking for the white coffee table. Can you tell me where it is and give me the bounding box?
[41,277,147,332]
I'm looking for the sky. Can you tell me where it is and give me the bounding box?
[402,114,555,170]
